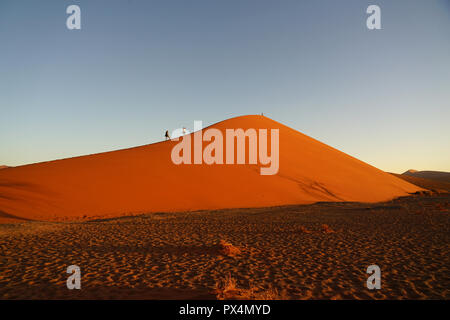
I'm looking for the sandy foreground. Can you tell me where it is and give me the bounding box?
[1,194,449,300]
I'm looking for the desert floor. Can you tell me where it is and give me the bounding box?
[1,194,449,299]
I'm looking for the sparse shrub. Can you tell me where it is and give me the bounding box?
[214,273,283,300]
[218,240,241,257]
[321,224,335,233]
[298,226,311,234]
[214,273,239,299]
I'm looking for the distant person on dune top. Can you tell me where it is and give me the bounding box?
[182,127,187,135]
[165,130,170,140]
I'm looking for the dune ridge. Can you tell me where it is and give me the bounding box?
[0,115,422,222]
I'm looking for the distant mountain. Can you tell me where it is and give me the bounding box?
[391,173,450,193]
[402,170,450,183]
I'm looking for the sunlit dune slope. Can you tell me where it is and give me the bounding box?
[0,115,422,221]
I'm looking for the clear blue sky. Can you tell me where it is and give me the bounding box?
[0,0,449,173]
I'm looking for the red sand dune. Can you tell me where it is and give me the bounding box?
[0,115,422,222]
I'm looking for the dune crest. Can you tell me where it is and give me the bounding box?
[0,115,422,221]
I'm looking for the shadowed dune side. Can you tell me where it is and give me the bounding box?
[402,170,450,184]
[390,173,450,193]
[0,115,423,221]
